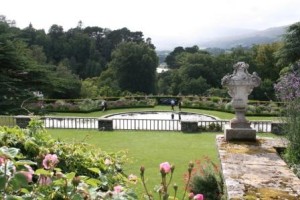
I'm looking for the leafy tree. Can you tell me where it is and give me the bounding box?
[276,22,300,66]
[43,64,81,99]
[165,46,185,69]
[180,77,209,95]
[45,24,66,64]
[253,43,281,81]
[108,42,158,94]
[0,21,46,113]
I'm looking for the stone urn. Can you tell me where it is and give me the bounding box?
[221,62,261,141]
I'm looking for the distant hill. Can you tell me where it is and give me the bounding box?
[199,25,288,49]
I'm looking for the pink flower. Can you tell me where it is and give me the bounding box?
[114,185,123,193]
[0,156,6,165]
[160,162,171,173]
[19,165,34,183]
[194,194,204,200]
[104,158,112,165]
[39,175,52,185]
[42,154,59,169]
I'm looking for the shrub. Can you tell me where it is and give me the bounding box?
[0,118,134,199]
[210,96,220,103]
[274,71,300,164]
[186,157,225,200]
[225,102,233,111]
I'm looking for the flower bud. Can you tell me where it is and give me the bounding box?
[72,176,81,187]
[55,171,64,179]
[140,166,145,176]
[173,183,178,191]
[171,165,175,173]
[188,161,194,174]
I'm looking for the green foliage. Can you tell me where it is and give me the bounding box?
[181,97,280,116]
[26,98,156,113]
[0,118,132,199]
[108,42,158,94]
[276,22,300,66]
[188,157,225,200]
[281,98,300,164]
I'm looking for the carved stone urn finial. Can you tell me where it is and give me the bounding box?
[221,62,261,141]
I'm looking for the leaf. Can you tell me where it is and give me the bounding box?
[15,160,37,166]
[20,187,30,194]
[35,168,52,176]
[88,167,100,174]
[85,178,101,187]
[65,172,76,180]
[0,146,19,159]
[52,179,65,186]
[6,195,23,200]
[54,167,62,172]
[0,175,6,190]
[71,194,85,200]
[10,173,28,190]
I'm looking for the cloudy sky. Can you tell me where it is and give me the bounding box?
[2,0,300,49]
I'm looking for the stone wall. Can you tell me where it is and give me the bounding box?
[15,116,31,128]
[98,119,113,131]
[181,121,198,133]
[271,122,286,135]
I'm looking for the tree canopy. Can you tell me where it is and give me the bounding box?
[1,14,300,114]
[107,42,158,94]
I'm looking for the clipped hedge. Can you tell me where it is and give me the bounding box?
[181,97,282,116]
[25,98,156,114]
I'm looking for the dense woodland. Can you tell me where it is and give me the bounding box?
[1,14,300,114]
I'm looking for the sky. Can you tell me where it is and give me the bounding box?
[2,0,300,50]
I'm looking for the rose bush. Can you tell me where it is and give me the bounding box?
[0,118,136,199]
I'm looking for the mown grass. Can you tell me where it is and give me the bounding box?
[49,129,220,198]
[48,128,278,198]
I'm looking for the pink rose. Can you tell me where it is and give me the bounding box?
[42,154,59,169]
[114,185,123,193]
[194,194,204,200]
[160,162,171,173]
[104,158,112,165]
[39,175,52,185]
[0,156,5,165]
[19,165,34,182]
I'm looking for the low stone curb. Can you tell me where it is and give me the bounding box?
[216,135,300,199]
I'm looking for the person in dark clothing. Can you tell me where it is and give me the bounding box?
[101,100,107,111]
[171,99,175,111]
[178,100,182,111]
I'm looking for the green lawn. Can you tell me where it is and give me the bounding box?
[45,107,277,197]
[48,129,220,198]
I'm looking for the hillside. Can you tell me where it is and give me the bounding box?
[199,25,288,49]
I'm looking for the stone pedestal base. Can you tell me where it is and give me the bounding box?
[224,124,256,141]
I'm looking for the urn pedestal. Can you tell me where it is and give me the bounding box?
[221,62,261,141]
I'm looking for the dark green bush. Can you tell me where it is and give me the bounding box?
[187,157,225,200]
